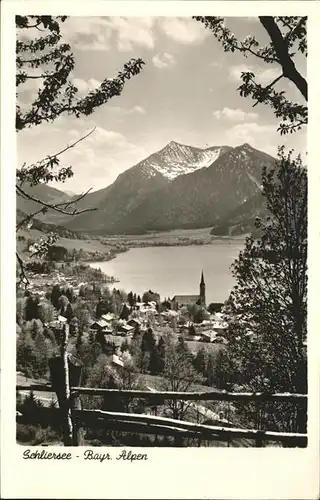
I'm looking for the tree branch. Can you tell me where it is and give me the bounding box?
[16,187,94,230]
[16,185,97,217]
[252,74,284,107]
[24,21,42,29]
[17,127,96,186]
[259,16,307,100]
[16,251,30,287]
[55,188,94,209]
[241,44,278,64]
[16,207,47,231]
[18,73,48,79]
[44,127,96,163]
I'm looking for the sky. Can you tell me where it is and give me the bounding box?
[17,16,307,194]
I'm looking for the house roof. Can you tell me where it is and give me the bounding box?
[101,313,115,321]
[118,324,134,332]
[127,318,141,325]
[90,319,110,329]
[112,354,124,367]
[172,295,200,305]
[201,331,213,339]
[58,315,68,323]
[211,321,228,329]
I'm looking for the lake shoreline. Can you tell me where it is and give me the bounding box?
[87,241,245,304]
[76,230,248,264]
[85,235,247,267]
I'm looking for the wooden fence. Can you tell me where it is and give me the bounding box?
[16,324,307,448]
[16,383,307,447]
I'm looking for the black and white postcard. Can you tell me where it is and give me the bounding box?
[1,0,319,498]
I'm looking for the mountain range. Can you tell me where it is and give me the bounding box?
[16,141,276,236]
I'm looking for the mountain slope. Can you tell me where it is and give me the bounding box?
[210,191,267,237]
[16,184,74,224]
[19,142,276,236]
[65,141,231,233]
[16,209,84,239]
[113,143,275,233]
[64,162,170,233]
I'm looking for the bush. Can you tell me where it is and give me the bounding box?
[16,424,60,445]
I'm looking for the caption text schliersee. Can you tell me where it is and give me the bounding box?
[23,448,148,462]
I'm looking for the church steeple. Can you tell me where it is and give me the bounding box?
[199,270,206,307]
[200,270,204,285]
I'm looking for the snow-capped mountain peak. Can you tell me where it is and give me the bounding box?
[142,141,230,180]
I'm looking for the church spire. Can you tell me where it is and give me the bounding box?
[200,270,205,285]
[200,270,206,307]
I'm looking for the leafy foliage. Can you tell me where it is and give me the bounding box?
[194,16,307,134]
[16,16,144,132]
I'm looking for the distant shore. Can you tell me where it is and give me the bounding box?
[85,231,247,265]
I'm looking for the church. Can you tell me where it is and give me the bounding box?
[171,271,206,310]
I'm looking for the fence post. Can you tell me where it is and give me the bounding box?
[61,324,73,446]
[296,396,307,434]
[70,391,84,446]
[255,431,265,447]
[153,405,159,446]
[49,324,73,446]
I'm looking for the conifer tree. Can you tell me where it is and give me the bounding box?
[127,291,135,308]
[225,148,307,395]
[150,336,166,374]
[194,347,207,375]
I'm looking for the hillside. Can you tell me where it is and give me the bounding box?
[17,209,86,239]
[210,191,267,237]
[66,143,275,234]
[116,143,273,233]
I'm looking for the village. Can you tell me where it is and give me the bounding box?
[44,269,229,369]
[17,265,234,432]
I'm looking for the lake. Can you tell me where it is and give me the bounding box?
[89,242,244,304]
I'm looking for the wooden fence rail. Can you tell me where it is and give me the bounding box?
[16,405,307,447]
[16,384,307,403]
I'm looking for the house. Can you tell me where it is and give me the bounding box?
[211,320,228,335]
[90,319,111,332]
[48,315,68,331]
[199,330,222,343]
[200,332,214,343]
[101,313,115,322]
[212,336,228,345]
[58,315,68,323]
[117,323,134,336]
[135,302,157,314]
[111,354,124,368]
[127,318,141,328]
[171,271,206,309]
[208,302,224,313]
